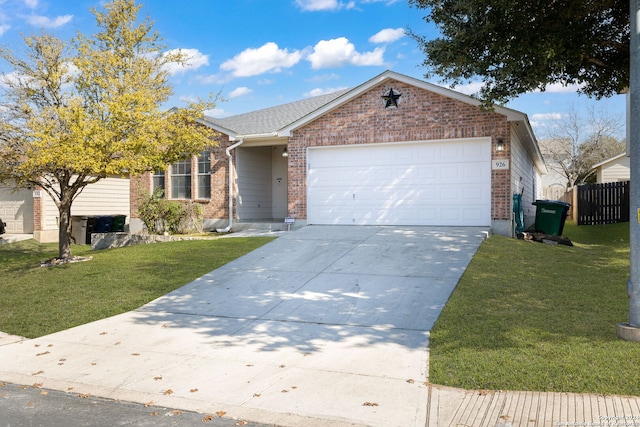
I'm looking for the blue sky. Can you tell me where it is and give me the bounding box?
[0,0,627,139]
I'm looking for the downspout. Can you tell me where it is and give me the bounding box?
[216,139,244,233]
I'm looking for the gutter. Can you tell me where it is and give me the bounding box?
[216,139,244,233]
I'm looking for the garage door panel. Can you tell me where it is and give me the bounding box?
[0,187,34,233]
[308,139,491,226]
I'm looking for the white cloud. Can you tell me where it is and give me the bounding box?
[205,107,230,118]
[307,37,384,69]
[25,14,72,28]
[179,95,199,104]
[0,24,10,36]
[369,28,405,44]
[295,0,355,11]
[162,48,209,75]
[432,81,482,96]
[221,42,302,77]
[229,86,252,98]
[24,0,38,8]
[540,82,585,94]
[305,86,349,97]
[0,71,28,88]
[532,113,563,121]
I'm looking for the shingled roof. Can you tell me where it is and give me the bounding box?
[203,88,351,137]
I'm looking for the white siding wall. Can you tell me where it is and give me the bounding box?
[599,156,630,183]
[272,147,288,219]
[510,128,540,228]
[41,177,130,233]
[236,147,272,220]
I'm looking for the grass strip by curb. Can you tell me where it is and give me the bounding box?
[0,237,274,338]
[429,221,638,395]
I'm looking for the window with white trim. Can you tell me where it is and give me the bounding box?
[152,169,165,194]
[197,151,211,199]
[170,159,191,199]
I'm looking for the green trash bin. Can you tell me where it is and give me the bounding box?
[111,215,126,232]
[532,200,570,236]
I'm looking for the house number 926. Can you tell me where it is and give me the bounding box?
[492,159,509,170]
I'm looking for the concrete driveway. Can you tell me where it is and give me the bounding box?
[0,226,487,426]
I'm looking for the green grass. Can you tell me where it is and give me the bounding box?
[429,221,639,395]
[0,237,274,338]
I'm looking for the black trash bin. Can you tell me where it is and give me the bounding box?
[95,216,114,233]
[532,200,570,236]
[86,217,97,244]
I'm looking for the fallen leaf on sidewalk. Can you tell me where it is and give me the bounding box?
[362,402,379,406]
[77,393,90,398]
[31,371,44,376]
[190,388,198,393]
[32,383,42,388]
[202,415,215,422]
[162,389,173,395]
[153,375,163,381]
[144,401,154,407]
[216,411,226,417]
[236,421,248,426]
[36,351,49,356]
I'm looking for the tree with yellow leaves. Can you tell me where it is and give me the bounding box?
[0,0,217,260]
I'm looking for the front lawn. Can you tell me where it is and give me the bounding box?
[429,221,639,396]
[0,237,274,338]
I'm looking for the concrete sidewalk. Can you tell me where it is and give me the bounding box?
[1,225,639,426]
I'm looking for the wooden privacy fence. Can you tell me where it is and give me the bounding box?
[577,181,629,225]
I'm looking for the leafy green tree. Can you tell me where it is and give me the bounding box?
[408,0,629,105]
[0,0,217,260]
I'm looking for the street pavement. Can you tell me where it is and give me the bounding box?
[0,381,270,427]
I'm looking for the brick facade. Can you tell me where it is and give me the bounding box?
[130,136,231,221]
[130,78,520,228]
[287,80,511,221]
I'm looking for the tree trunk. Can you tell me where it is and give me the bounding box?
[57,196,73,260]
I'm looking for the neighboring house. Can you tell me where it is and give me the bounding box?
[591,153,630,183]
[538,138,570,200]
[130,70,547,237]
[0,177,130,242]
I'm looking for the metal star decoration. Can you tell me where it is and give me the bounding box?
[382,88,401,108]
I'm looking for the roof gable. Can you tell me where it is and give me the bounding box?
[591,152,628,170]
[201,70,545,173]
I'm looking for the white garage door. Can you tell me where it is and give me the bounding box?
[0,187,34,233]
[307,138,491,226]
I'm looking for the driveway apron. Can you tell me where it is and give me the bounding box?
[0,226,487,426]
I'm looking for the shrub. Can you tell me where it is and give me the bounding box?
[137,188,203,234]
